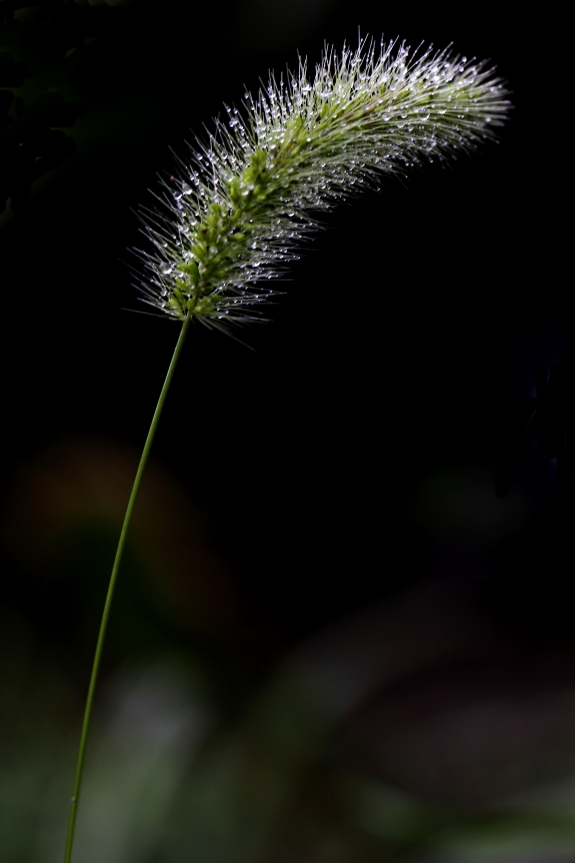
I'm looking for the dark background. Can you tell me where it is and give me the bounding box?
[1,2,574,862]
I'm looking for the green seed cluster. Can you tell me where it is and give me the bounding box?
[168,149,276,319]
[135,38,510,327]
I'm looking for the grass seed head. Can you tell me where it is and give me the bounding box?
[133,37,511,329]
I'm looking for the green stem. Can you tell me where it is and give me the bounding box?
[63,316,191,863]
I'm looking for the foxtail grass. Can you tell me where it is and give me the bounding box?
[63,36,510,863]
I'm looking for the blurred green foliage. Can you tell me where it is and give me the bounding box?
[3,440,575,861]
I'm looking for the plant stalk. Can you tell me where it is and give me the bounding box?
[63,316,191,863]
